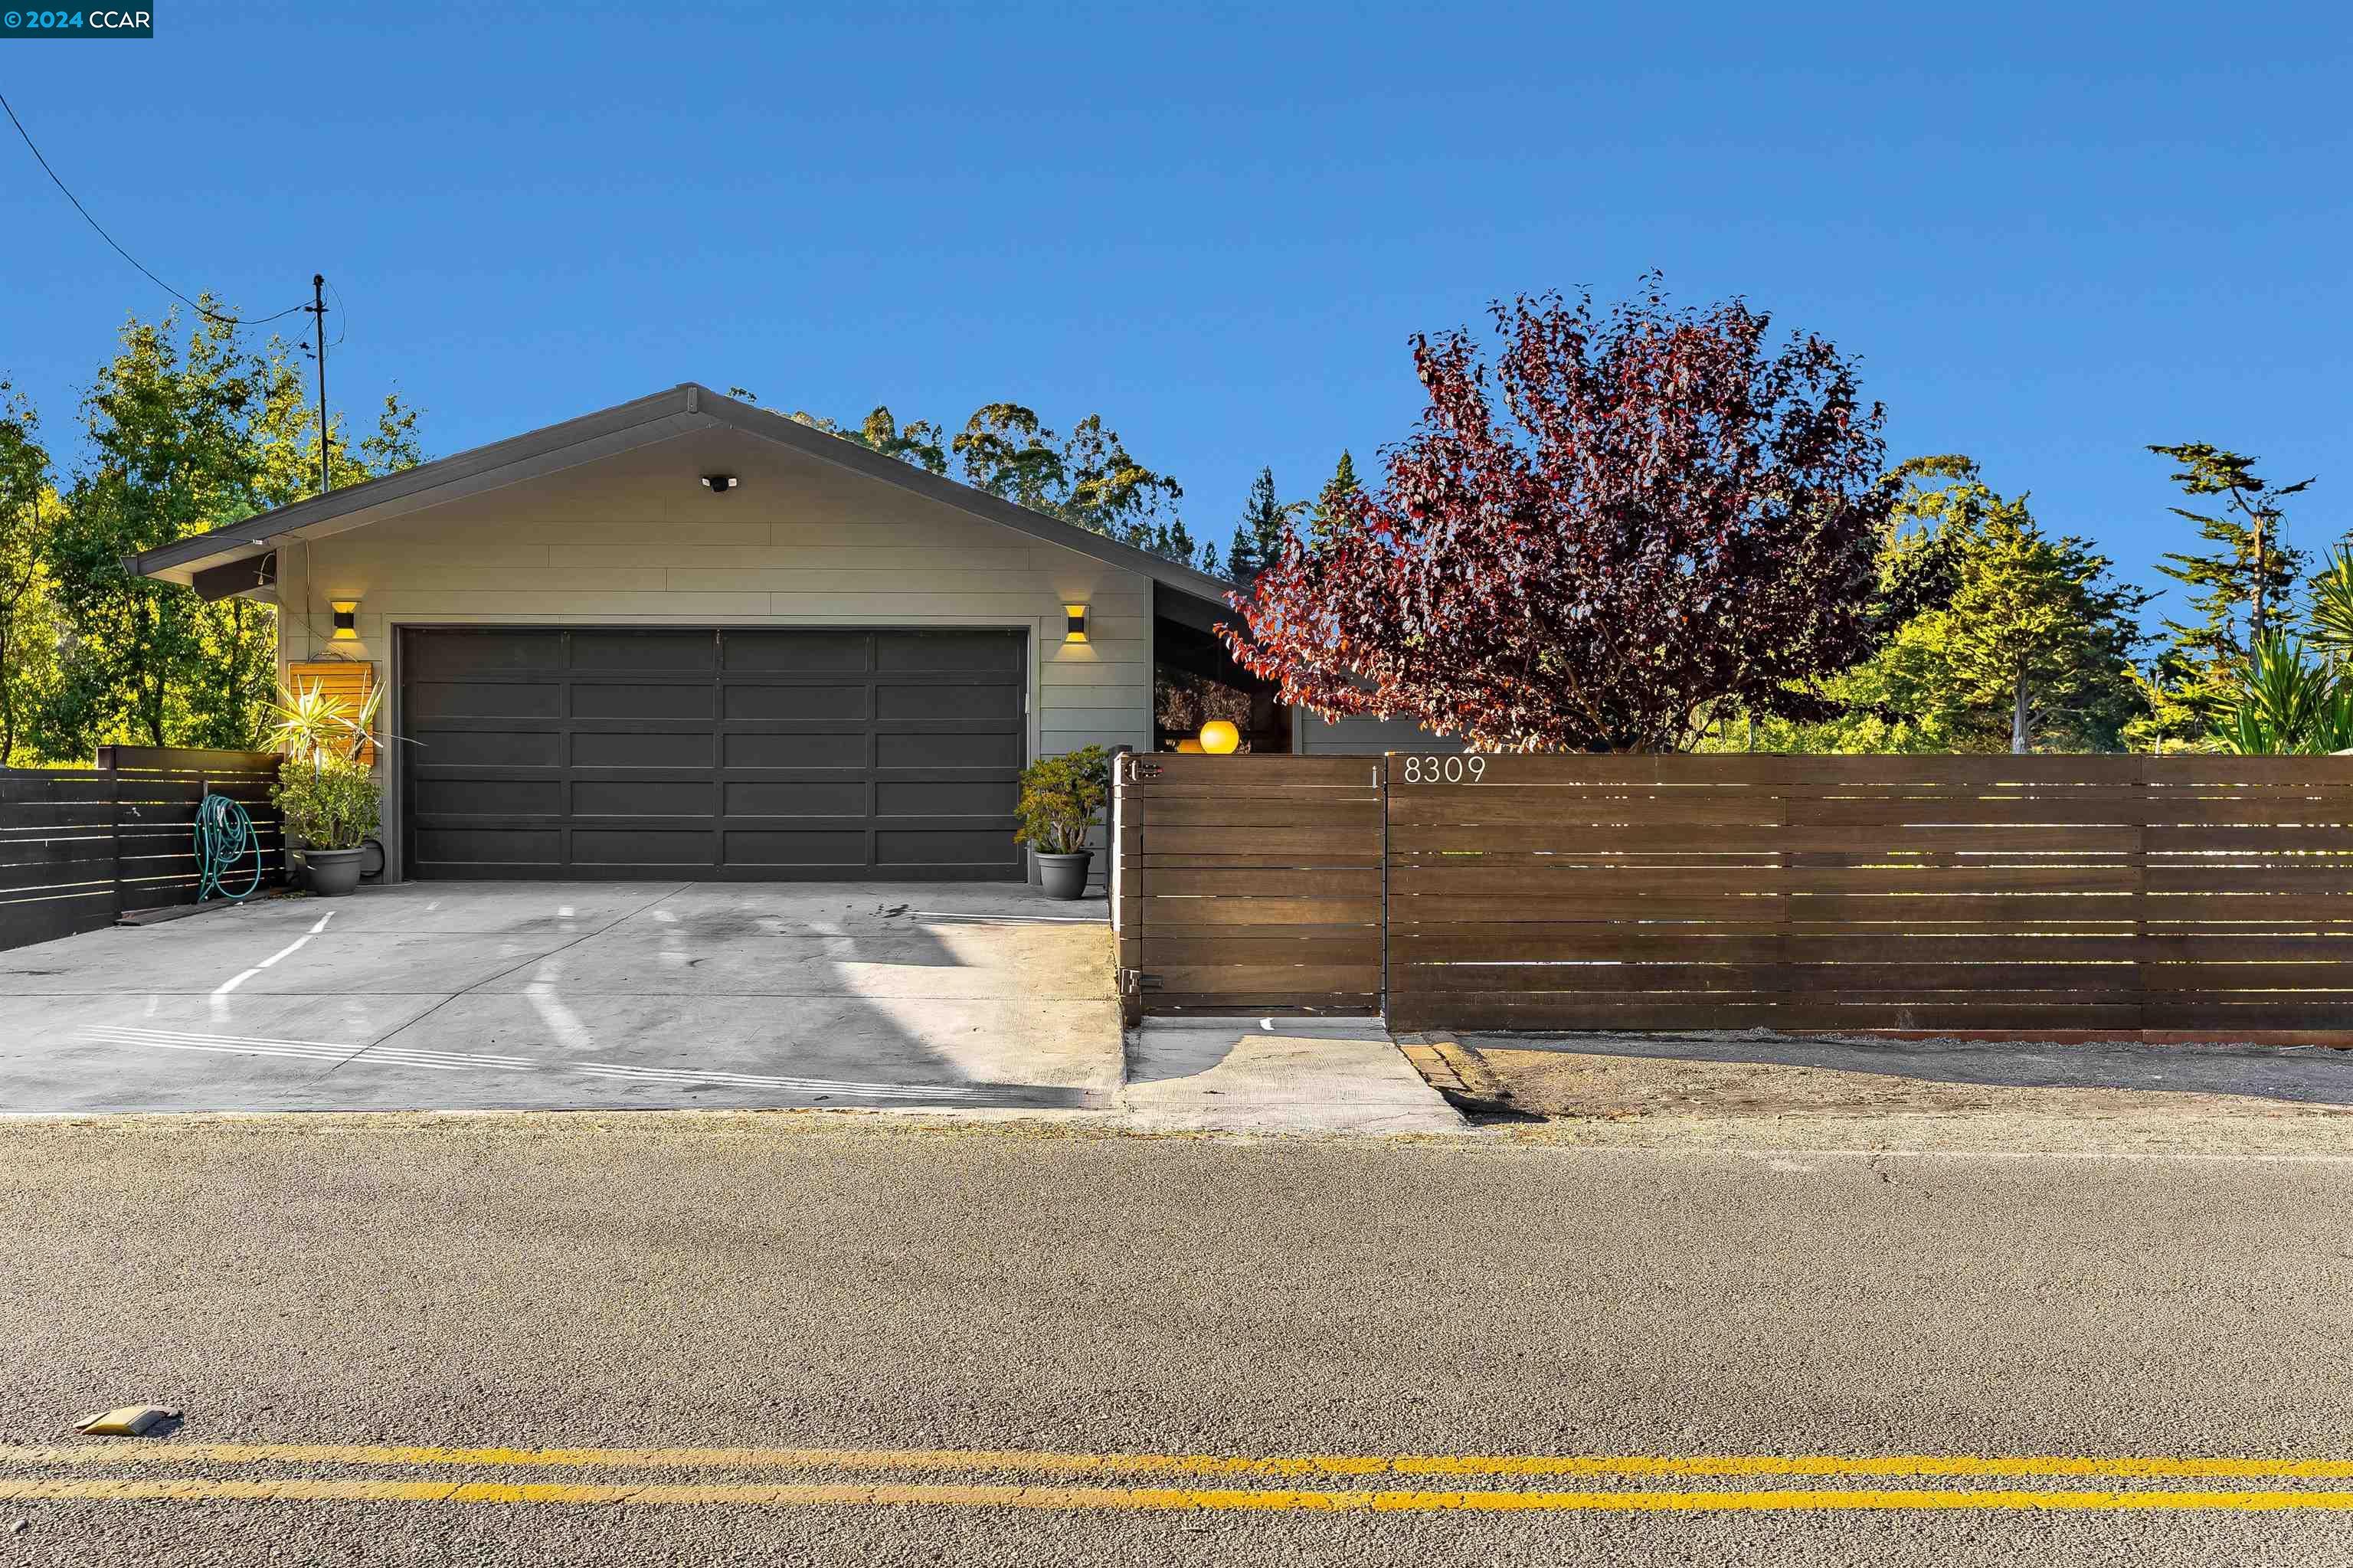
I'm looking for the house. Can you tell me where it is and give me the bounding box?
[126,385,1442,885]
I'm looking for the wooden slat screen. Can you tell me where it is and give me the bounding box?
[287,659,377,768]
[0,769,119,951]
[0,748,285,953]
[1386,754,2353,1041]
[1115,752,1384,1015]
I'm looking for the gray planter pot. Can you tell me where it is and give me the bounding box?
[304,847,366,898]
[1036,850,1091,900]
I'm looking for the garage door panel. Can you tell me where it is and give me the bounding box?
[572,683,717,720]
[878,829,1018,865]
[570,630,717,672]
[571,829,718,866]
[875,780,1017,817]
[724,732,872,769]
[876,630,1024,673]
[415,828,562,865]
[410,729,565,768]
[404,631,564,679]
[724,631,873,673]
[404,627,1026,880]
[724,781,872,816]
[725,830,872,866]
[411,777,565,817]
[878,732,1023,769]
[406,680,561,720]
[572,732,716,768]
[571,780,718,817]
[724,684,871,721]
[877,683,1023,721]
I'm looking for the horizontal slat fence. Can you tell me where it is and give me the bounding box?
[1115,752,1383,1015]
[0,748,283,952]
[1386,754,2353,1041]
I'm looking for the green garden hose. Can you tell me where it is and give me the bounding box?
[195,793,263,903]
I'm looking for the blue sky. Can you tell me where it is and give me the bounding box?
[3,2,2347,631]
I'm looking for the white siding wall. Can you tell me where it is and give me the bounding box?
[275,489,1153,879]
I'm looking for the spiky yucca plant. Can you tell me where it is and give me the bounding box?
[263,679,382,769]
[2212,633,2353,755]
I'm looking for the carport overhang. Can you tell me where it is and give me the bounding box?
[125,382,1242,617]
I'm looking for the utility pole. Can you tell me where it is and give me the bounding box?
[306,273,329,496]
[2251,502,2270,648]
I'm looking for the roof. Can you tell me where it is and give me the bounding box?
[126,382,1240,611]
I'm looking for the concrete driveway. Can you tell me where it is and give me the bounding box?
[0,882,1121,1115]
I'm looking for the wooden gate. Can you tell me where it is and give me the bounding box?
[1112,753,1383,1015]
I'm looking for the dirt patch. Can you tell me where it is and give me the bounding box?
[1424,1030,2353,1153]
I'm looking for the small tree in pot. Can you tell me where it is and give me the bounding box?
[1015,745,1111,899]
[270,757,381,895]
[265,679,383,896]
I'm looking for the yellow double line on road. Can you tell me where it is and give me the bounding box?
[9,1445,2353,1512]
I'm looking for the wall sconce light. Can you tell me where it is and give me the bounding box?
[701,474,738,494]
[1063,604,1088,643]
[1199,720,1240,755]
[330,599,361,640]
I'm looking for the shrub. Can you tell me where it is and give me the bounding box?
[273,755,381,850]
[1013,745,1111,855]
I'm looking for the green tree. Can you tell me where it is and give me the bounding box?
[2143,443,2314,738]
[946,404,1205,568]
[751,388,1212,570]
[0,381,62,764]
[846,406,947,474]
[1224,466,1301,582]
[1941,502,2147,753]
[1715,457,2146,753]
[1305,450,1363,551]
[39,306,423,755]
[733,391,950,476]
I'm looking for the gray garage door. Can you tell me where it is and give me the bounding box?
[400,627,1027,880]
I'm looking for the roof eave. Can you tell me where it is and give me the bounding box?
[126,385,712,585]
[691,388,1241,604]
[123,382,1246,608]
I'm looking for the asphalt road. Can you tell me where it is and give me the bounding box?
[5,1115,2353,1565]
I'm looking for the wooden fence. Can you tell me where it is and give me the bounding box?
[0,748,284,953]
[1117,751,2353,1042]
[1113,752,1384,1015]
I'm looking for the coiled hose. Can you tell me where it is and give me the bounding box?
[195,793,263,903]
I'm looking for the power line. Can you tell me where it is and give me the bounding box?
[0,90,307,328]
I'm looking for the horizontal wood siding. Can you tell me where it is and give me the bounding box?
[282,461,1160,883]
[0,749,283,953]
[1115,752,1384,1015]
[1386,754,2353,1040]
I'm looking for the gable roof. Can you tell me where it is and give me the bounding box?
[126,382,1240,610]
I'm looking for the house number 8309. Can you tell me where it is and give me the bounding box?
[1401,755,1487,784]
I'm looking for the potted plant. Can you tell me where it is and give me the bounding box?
[270,755,381,895]
[1014,745,1111,899]
[264,678,385,896]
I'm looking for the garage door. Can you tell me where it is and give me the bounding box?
[400,627,1027,880]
